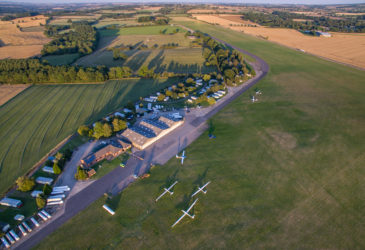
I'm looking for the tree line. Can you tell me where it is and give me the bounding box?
[41,22,98,56]
[241,11,365,33]
[192,31,255,85]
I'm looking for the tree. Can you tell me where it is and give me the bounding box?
[112,118,127,132]
[138,65,155,78]
[103,123,113,138]
[224,69,235,81]
[157,94,166,102]
[186,78,194,84]
[67,18,72,24]
[53,162,62,175]
[43,184,52,195]
[55,152,63,161]
[203,74,211,82]
[93,122,104,139]
[75,166,88,180]
[78,125,90,137]
[36,195,46,208]
[16,176,35,192]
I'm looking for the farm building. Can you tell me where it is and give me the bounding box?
[119,114,184,150]
[80,139,131,168]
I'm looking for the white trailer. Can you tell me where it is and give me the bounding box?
[9,230,20,241]
[50,190,65,195]
[18,224,27,236]
[47,198,62,203]
[30,217,40,227]
[22,222,32,233]
[102,204,115,215]
[41,210,51,219]
[5,233,15,244]
[52,186,70,191]
[1,237,10,248]
[38,212,48,221]
[47,200,63,206]
[48,194,65,199]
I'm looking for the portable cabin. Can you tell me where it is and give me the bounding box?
[9,230,20,241]
[0,222,10,233]
[5,233,15,244]
[102,204,115,215]
[1,237,10,248]
[42,166,54,174]
[41,210,51,219]
[30,217,40,227]
[35,177,53,185]
[31,190,43,198]
[38,212,48,221]
[22,222,32,233]
[18,224,27,236]
[46,200,63,206]
[0,198,23,208]
[53,185,70,191]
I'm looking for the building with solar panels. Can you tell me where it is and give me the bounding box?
[119,114,184,150]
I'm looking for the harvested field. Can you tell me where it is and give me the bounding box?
[336,12,365,16]
[0,15,51,59]
[0,84,30,106]
[192,15,365,69]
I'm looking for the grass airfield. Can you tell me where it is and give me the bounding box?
[35,19,365,249]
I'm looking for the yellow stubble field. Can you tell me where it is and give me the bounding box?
[192,14,365,69]
[0,15,51,59]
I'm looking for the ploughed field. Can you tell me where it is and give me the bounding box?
[36,18,365,249]
[0,79,175,195]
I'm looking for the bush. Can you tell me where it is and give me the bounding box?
[43,184,53,195]
[16,176,35,192]
[36,195,46,208]
[75,166,88,180]
[53,162,62,175]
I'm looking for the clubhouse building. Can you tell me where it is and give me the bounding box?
[119,114,184,150]
[80,139,131,168]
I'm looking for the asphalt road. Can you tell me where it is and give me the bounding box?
[13,37,269,250]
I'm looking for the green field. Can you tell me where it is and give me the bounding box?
[75,48,215,73]
[42,53,80,66]
[36,19,365,249]
[0,78,178,195]
[99,25,185,36]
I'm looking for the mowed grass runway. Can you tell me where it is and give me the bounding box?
[0,79,175,194]
[36,20,365,249]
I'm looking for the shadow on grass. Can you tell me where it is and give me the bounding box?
[106,192,122,210]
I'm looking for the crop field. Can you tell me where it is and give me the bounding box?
[48,15,101,25]
[42,53,80,66]
[0,84,30,106]
[99,25,185,36]
[0,78,178,195]
[75,48,213,73]
[93,18,144,29]
[98,33,191,49]
[36,18,365,249]
[192,14,365,69]
[0,15,51,59]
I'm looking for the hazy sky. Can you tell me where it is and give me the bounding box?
[6,0,365,4]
